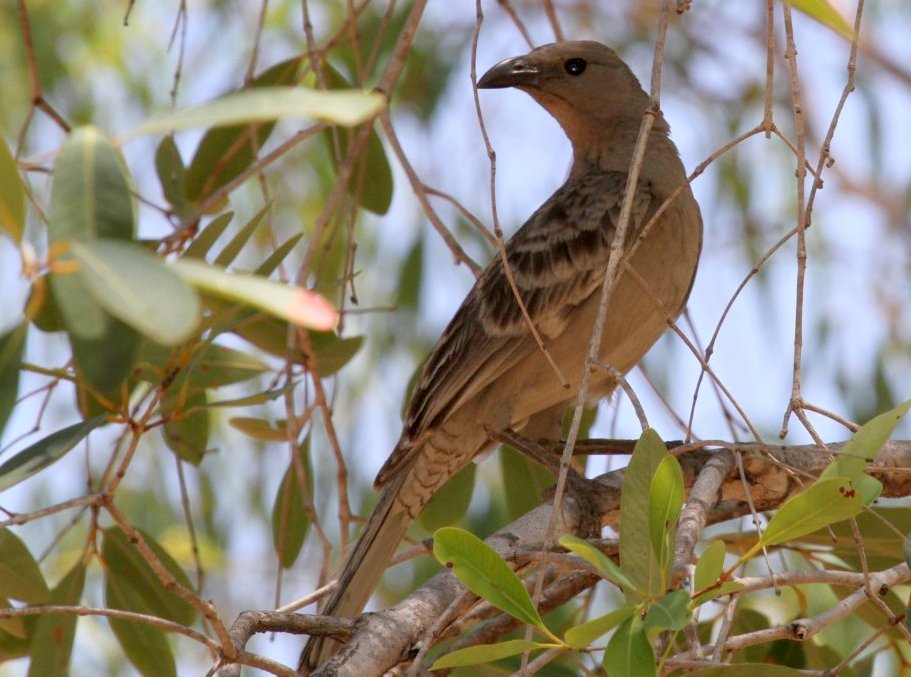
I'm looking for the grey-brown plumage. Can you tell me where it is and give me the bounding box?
[300,40,702,674]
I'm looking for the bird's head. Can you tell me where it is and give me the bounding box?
[478,41,665,150]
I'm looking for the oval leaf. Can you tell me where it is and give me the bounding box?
[0,529,50,603]
[620,429,667,601]
[819,399,911,482]
[603,615,655,677]
[419,463,475,532]
[101,526,197,626]
[643,589,691,632]
[71,239,200,346]
[433,527,547,633]
[0,137,25,242]
[648,454,684,582]
[271,443,312,569]
[693,540,726,593]
[27,561,86,677]
[105,572,177,677]
[48,126,134,244]
[0,322,27,439]
[0,417,105,493]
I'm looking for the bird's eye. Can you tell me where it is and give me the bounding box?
[564,58,587,76]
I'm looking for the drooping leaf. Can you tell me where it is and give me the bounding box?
[105,571,176,677]
[603,615,655,677]
[70,239,200,346]
[271,441,312,569]
[0,529,50,603]
[564,606,634,650]
[154,135,188,216]
[28,278,66,333]
[433,527,551,637]
[69,317,141,418]
[135,341,268,390]
[0,322,27,438]
[230,417,288,442]
[322,64,393,214]
[619,429,667,601]
[101,526,197,626]
[0,136,25,242]
[0,417,105,492]
[419,463,475,532]
[171,259,338,330]
[430,639,550,670]
[27,561,86,677]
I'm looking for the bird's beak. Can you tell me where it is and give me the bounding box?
[477,55,539,89]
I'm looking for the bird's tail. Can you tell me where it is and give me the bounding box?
[298,470,411,673]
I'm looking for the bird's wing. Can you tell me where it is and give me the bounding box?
[375,169,653,486]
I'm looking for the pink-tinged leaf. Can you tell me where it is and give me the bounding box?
[287,288,338,331]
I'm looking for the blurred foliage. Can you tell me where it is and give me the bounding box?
[0,0,909,674]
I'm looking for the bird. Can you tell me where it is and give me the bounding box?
[300,40,702,674]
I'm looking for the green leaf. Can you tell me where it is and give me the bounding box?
[0,322,27,438]
[430,639,550,670]
[761,478,868,547]
[564,606,634,650]
[48,126,134,244]
[128,87,385,138]
[161,387,209,465]
[794,507,911,571]
[0,417,106,492]
[101,526,197,626]
[28,279,66,333]
[308,331,364,375]
[790,0,854,39]
[643,589,690,632]
[154,136,188,216]
[27,561,86,677]
[136,341,268,390]
[70,239,200,346]
[0,529,50,603]
[419,463,475,532]
[903,529,911,571]
[620,429,667,601]
[694,541,726,593]
[69,317,141,417]
[172,259,338,330]
[230,417,288,442]
[183,212,234,260]
[500,445,554,519]
[687,665,808,676]
[0,136,25,242]
[603,615,655,677]
[559,534,638,595]
[395,236,423,310]
[0,597,26,638]
[647,454,684,584]
[322,65,393,215]
[254,233,303,276]
[692,581,743,607]
[819,399,911,482]
[213,203,269,268]
[433,527,549,635]
[175,58,302,207]
[105,572,176,677]
[271,442,312,569]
